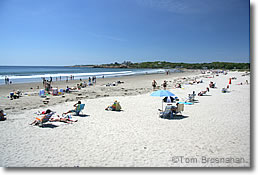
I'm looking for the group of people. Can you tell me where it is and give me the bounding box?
[30,101,83,126]
[10,90,22,100]
[89,76,97,84]
[42,78,52,93]
[152,80,168,90]
[4,76,11,84]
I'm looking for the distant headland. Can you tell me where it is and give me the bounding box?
[69,61,250,70]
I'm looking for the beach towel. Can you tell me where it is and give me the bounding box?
[178,102,193,105]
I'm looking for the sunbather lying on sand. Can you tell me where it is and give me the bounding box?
[198,91,207,96]
[50,114,78,123]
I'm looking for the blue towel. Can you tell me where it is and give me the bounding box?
[178,102,193,105]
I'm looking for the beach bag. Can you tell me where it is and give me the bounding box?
[39,89,45,97]
[59,89,64,95]
[52,88,58,96]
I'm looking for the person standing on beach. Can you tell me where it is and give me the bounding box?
[42,77,46,86]
[163,80,167,90]
[152,80,157,90]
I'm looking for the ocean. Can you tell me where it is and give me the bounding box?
[0,66,179,85]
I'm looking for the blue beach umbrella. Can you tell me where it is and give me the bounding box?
[150,90,176,111]
[150,90,175,97]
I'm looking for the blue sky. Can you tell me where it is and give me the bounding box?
[0,0,250,66]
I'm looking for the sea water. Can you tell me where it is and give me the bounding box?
[0,66,179,85]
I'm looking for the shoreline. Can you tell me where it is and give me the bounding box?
[0,70,199,115]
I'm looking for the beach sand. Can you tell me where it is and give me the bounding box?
[0,70,250,167]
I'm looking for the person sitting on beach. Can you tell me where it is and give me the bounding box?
[171,103,179,113]
[175,84,181,88]
[63,101,82,115]
[30,109,55,126]
[105,100,121,111]
[0,110,7,121]
[65,86,70,93]
[77,84,81,90]
[222,88,228,93]
[10,90,21,100]
[209,81,215,88]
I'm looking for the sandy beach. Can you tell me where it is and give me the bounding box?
[0,70,250,167]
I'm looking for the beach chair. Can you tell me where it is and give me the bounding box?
[159,105,173,119]
[74,104,85,115]
[37,113,54,127]
[175,104,184,115]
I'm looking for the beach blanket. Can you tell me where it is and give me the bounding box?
[178,102,193,105]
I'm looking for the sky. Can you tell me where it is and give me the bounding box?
[0,0,250,66]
